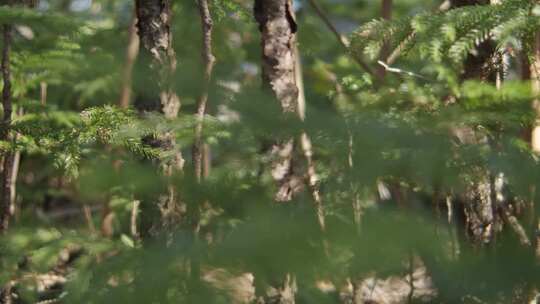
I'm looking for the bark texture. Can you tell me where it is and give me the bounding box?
[254,0,299,114]
[254,0,303,203]
[134,0,180,118]
[449,0,505,245]
[134,0,184,230]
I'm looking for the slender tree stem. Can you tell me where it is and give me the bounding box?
[1,24,13,233]
[194,0,216,182]
[119,13,140,109]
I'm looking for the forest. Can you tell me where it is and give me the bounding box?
[1,0,540,303]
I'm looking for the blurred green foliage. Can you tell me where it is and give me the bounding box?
[0,0,540,303]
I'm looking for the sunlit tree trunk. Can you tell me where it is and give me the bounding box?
[193,0,215,182]
[254,0,302,205]
[254,1,300,302]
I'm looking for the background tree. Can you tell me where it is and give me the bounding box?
[1,0,540,303]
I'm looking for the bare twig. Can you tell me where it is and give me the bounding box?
[306,0,377,78]
[501,207,531,246]
[301,133,325,231]
[193,0,216,182]
[377,60,427,79]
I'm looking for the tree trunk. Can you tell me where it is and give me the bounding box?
[193,0,216,182]
[134,0,184,229]
[134,0,180,118]
[0,23,12,233]
[254,0,299,114]
[254,1,301,302]
[254,0,303,203]
[446,0,503,245]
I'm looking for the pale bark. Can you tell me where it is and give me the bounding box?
[255,0,303,203]
[193,0,216,182]
[255,0,299,114]
[119,13,140,109]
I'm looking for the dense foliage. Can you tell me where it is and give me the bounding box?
[1,0,540,303]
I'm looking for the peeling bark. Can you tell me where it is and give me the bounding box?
[254,0,299,114]
[255,0,302,203]
[134,0,180,118]
[135,0,184,230]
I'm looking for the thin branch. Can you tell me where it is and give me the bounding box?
[8,107,22,222]
[83,204,97,235]
[0,24,13,233]
[501,207,531,247]
[193,0,216,182]
[377,60,427,79]
[130,200,140,239]
[295,38,326,232]
[301,132,325,231]
[306,0,378,78]
[40,81,47,105]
